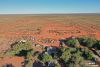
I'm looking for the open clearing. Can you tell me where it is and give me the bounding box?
[0,14,100,66]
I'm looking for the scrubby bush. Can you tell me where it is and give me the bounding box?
[4,41,34,57]
[42,53,53,63]
[12,41,33,51]
[66,39,79,47]
[60,47,87,67]
[60,48,71,62]
[82,48,94,60]
[94,40,100,50]
[5,50,18,56]
[78,37,97,48]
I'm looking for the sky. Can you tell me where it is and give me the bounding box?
[0,0,100,14]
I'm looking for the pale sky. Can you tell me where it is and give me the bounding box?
[0,0,100,14]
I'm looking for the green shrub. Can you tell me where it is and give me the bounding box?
[66,39,79,47]
[12,41,33,51]
[60,48,71,62]
[78,37,97,48]
[42,53,53,63]
[4,41,33,57]
[94,40,100,50]
[82,49,94,60]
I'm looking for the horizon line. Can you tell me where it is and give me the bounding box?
[0,12,100,14]
[0,13,100,16]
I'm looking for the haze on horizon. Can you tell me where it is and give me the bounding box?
[0,0,100,14]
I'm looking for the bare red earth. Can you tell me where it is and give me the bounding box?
[0,57,24,67]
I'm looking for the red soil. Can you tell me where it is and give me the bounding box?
[1,23,99,47]
[35,23,100,47]
[0,57,24,67]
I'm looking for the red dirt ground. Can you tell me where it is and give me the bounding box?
[35,23,100,47]
[0,23,99,47]
[0,57,24,67]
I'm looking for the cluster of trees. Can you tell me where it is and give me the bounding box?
[4,40,35,67]
[38,52,61,67]
[60,47,94,67]
[2,36,100,67]
[5,41,33,56]
[64,37,100,51]
[37,46,94,67]
[78,37,100,50]
[37,37,99,67]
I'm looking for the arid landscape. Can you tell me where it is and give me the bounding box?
[0,14,100,67]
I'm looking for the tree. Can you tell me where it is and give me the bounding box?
[12,41,33,51]
[71,52,83,64]
[60,47,85,67]
[86,38,97,48]
[60,48,71,62]
[79,37,97,48]
[42,53,53,63]
[66,39,78,47]
[83,48,94,60]
[68,50,84,67]
[94,40,100,50]
[86,52,93,60]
